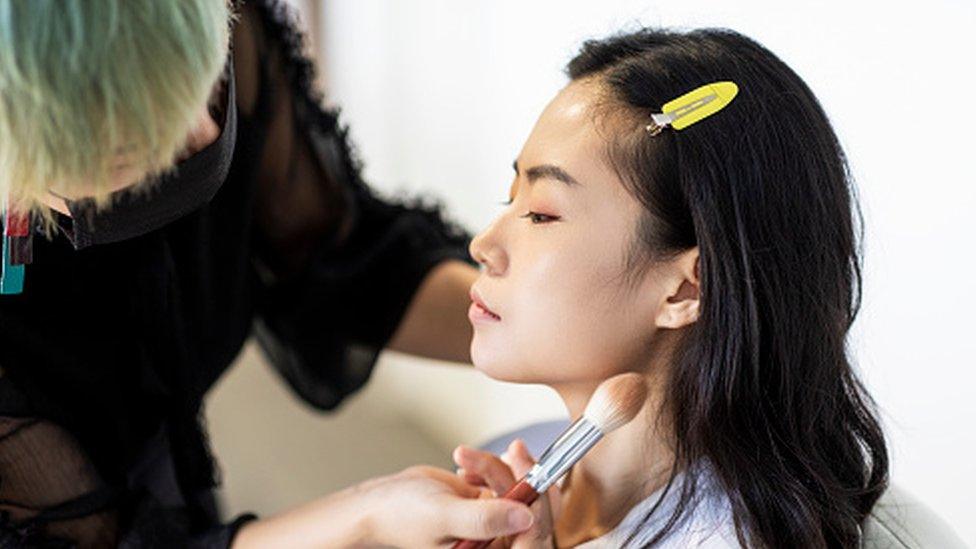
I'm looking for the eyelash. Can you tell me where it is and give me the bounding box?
[520,212,560,224]
[500,199,559,224]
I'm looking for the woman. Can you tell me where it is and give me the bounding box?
[456,28,888,548]
[0,1,537,547]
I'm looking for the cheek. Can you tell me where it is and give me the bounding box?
[472,234,648,383]
[471,248,571,381]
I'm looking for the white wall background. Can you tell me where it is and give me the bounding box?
[312,0,976,543]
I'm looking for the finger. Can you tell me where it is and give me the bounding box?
[464,473,492,490]
[510,440,564,519]
[440,496,534,541]
[452,445,468,468]
[544,484,563,524]
[505,442,559,547]
[511,490,555,548]
[499,448,514,470]
[454,451,493,490]
[456,467,489,489]
[415,465,483,499]
[506,439,537,479]
[509,439,535,462]
[453,445,518,496]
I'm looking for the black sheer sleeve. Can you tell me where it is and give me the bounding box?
[0,378,256,548]
[236,1,472,410]
[0,414,117,548]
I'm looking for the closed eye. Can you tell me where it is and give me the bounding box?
[520,212,560,224]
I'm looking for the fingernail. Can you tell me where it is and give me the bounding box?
[508,508,533,530]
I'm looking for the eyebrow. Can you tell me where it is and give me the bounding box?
[513,160,581,187]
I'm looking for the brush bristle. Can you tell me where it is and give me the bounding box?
[582,373,648,433]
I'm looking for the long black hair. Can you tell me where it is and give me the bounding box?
[567,28,888,548]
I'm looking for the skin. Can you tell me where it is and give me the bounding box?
[463,78,701,546]
[389,259,477,363]
[233,465,534,548]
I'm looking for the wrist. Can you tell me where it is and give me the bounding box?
[338,472,413,547]
[230,487,372,548]
[331,481,379,546]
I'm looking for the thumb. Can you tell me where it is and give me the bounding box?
[441,496,535,541]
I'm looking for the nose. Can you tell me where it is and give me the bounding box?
[469,218,508,276]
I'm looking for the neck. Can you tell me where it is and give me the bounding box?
[549,365,675,540]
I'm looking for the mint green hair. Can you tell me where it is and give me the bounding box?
[0,0,230,221]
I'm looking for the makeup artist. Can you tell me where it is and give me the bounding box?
[0,1,535,547]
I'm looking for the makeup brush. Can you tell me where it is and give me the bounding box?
[453,372,648,549]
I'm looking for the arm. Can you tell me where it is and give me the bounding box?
[232,466,534,548]
[0,412,532,548]
[238,1,478,412]
[387,259,478,364]
[231,488,367,548]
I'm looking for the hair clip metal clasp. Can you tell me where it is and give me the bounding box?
[646,81,739,135]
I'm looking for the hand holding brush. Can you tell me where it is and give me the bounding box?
[451,373,648,549]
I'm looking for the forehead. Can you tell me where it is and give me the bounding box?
[518,79,624,193]
[523,79,604,156]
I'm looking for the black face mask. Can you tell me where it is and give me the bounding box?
[57,63,238,250]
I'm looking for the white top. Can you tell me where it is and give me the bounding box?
[574,469,740,548]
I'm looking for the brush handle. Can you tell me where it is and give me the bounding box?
[451,479,540,549]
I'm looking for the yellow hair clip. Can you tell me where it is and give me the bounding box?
[645,81,739,136]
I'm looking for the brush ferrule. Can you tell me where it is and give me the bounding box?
[524,417,603,493]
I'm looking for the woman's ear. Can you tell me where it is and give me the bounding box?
[654,247,701,329]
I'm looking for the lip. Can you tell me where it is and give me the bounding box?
[468,287,501,323]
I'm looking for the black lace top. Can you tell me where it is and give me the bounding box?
[0,1,470,546]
